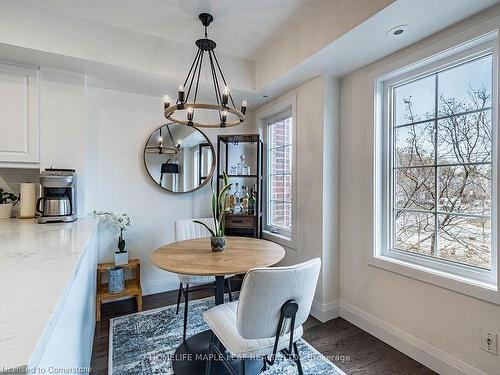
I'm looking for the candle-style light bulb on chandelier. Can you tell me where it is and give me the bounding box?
[163,13,247,128]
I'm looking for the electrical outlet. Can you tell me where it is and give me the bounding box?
[481,329,498,355]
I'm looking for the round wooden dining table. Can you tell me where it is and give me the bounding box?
[151,236,285,375]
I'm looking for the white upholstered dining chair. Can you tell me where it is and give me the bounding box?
[174,218,234,341]
[203,258,321,375]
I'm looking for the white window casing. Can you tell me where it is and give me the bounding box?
[257,95,297,249]
[372,32,500,305]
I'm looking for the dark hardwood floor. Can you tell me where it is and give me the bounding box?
[91,286,435,375]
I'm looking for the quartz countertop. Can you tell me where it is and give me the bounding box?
[0,217,99,370]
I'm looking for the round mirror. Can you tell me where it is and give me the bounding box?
[144,123,215,193]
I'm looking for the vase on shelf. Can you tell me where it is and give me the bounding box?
[237,154,248,175]
[108,267,125,294]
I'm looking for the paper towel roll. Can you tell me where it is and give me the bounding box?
[20,183,36,218]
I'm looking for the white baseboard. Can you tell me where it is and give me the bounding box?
[141,278,179,296]
[339,301,487,375]
[310,299,340,322]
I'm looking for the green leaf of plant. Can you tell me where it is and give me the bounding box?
[218,183,232,202]
[221,215,225,235]
[193,220,216,237]
[216,218,221,236]
[217,212,225,235]
[0,190,19,205]
[211,190,217,230]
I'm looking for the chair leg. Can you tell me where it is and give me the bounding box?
[226,278,233,302]
[240,358,246,375]
[183,284,189,342]
[176,282,183,315]
[205,332,214,375]
[293,342,304,375]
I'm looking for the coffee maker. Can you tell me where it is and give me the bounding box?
[37,168,77,223]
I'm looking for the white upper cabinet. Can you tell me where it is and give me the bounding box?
[0,64,39,165]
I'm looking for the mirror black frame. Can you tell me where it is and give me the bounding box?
[143,123,216,194]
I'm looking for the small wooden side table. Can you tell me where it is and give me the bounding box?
[96,259,142,321]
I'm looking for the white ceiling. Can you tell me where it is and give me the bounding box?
[3,0,499,108]
[260,0,500,96]
[17,0,311,60]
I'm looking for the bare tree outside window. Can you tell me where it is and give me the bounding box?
[392,55,493,269]
[267,114,293,234]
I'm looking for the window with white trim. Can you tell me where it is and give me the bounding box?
[380,43,497,285]
[266,110,293,238]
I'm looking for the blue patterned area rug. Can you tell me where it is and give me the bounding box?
[109,296,345,375]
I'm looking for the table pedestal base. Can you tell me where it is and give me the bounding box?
[172,330,263,375]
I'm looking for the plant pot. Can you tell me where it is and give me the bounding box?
[114,251,129,266]
[0,203,13,219]
[108,267,125,294]
[211,236,225,252]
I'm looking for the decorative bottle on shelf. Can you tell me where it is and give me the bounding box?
[234,183,240,202]
[233,183,242,214]
[237,155,246,175]
[225,186,233,213]
[248,189,256,215]
[242,186,249,214]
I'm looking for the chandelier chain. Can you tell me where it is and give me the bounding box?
[185,49,202,103]
[208,50,223,121]
[212,51,236,108]
[181,49,201,94]
[193,49,204,103]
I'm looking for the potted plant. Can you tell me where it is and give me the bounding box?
[93,210,132,265]
[194,172,232,252]
[0,188,20,219]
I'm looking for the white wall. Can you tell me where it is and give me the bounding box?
[256,75,341,322]
[85,86,191,294]
[340,8,500,374]
[39,68,86,215]
[84,86,257,295]
[322,75,341,315]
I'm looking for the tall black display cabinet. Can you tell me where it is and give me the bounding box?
[217,134,263,238]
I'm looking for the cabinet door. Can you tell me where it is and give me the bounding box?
[0,64,39,163]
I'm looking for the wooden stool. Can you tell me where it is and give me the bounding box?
[96,259,142,321]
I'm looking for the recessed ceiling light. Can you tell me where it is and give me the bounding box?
[387,24,409,39]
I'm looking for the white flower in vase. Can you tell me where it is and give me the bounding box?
[93,211,132,261]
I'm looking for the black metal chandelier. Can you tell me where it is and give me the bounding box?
[163,13,246,128]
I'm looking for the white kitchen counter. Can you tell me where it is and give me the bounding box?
[0,217,99,371]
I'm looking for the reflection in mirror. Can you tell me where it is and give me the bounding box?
[144,123,215,193]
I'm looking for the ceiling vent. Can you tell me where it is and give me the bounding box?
[387,25,410,39]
